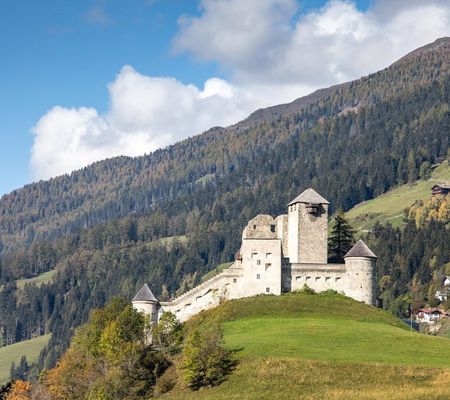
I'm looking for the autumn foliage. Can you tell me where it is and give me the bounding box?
[5,380,31,400]
[40,298,169,400]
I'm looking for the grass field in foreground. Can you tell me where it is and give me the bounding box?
[161,293,450,400]
[344,161,450,234]
[0,334,51,384]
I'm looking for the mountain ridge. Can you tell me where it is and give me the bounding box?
[1,37,449,253]
[5,38,450,201]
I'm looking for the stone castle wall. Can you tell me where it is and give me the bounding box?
[139,189,376,325]
[283,263,346,293]
[161,265,243,322]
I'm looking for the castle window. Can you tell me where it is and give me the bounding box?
[325,277,331,282]
[257,260,261,265]
[257,274,261,279]
[253,224,257,229]
[335,277,341,282]
[266,252,272,258]
[251,252,257,259]
[266,287,270,293]
[296,276,302,281]
[306,276,311,281]
[233,278,237,283]
[315,277,321,281]
[270,224,276,232]
[265,263,271,270]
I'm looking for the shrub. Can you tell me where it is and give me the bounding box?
[296,284,316,295]
[320,289,339,296]
[152,312,183,356]
[180,324,233,390]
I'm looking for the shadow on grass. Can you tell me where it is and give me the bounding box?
[210,347,241,388]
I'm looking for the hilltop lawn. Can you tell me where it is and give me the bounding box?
[0,334,51,384]
[161,293,450,400]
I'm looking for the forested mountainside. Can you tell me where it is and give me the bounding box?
[1,37,449,255]
[0,38,449,374]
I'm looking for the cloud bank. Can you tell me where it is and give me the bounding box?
[31,0,450,180]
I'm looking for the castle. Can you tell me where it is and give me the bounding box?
[132,188,377,324]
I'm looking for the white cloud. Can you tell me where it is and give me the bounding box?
[31,0,450,180]
[174,0,450,85]
[31,66,280,180]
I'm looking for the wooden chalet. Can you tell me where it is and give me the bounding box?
[431,184,450,196]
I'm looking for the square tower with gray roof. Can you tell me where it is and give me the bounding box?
[287,188,329,264]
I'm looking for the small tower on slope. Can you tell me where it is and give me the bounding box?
[132,283,159,326]
[343,240,377,305]
[287,188,329,264]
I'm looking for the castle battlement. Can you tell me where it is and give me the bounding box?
[133,188,377,323]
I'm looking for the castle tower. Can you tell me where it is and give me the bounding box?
[132,283,159,326]
[343,240,377,305]
[287,188,329,264]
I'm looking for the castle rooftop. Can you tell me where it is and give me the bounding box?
[288,188,329,206]
[344,240,377,259]
[132,283,158,302]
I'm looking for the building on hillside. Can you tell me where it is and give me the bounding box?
[434,276,450,302]
[132,188,378,324]
[435,290,448,302]
[415,308,444,324]
[431,184,450,196]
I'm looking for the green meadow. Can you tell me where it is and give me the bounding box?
[0,334,51,384]
[15,270,55,290]
[344,161,450,234]
[161,293,450,399]
[201,262,234,282]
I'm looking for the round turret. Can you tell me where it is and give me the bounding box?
[343,240,377,305]
[132,283,159,325]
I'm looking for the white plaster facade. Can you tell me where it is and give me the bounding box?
[133,188,377,323]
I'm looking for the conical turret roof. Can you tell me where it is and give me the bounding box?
[288,188,329,206]
[344,240,377,259]
[132,283,158,302]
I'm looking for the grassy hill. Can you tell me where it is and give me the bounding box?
[0,334,51,384]
[345,161,450,234]
[161,293,450,399]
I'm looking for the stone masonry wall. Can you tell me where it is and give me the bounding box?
[284,263,346,293]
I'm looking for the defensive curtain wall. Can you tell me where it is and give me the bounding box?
[132,188,377,323]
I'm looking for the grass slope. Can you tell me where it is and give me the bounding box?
[345,161,450,233]
[16,270,55,290]
[0,334,51,384]
[201,262,234,283]
[162,293,450,399]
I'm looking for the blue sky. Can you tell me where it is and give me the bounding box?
[0,0,206,194]
[0,0,448,196]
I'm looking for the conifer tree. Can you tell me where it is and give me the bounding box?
[328,210,355,263]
